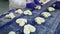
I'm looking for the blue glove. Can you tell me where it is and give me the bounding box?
[53,1,60,9]
[34,0,42,5]
[26,3,36,9]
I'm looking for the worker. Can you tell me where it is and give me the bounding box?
[9,0,50,9]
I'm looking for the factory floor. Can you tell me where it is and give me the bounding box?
[0,0,9,14]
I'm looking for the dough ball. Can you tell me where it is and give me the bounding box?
[5,13,15,19]
[41,12,51,18]
[35,17,45,24]
[48,7,55,12]
[24,24,36,34]
[24,10,32,15]
[9,31,15,34]
[15,9,23,14]
[35,5,41,10]
[16,18,27,27]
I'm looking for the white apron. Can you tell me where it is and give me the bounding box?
[9,0,33,9]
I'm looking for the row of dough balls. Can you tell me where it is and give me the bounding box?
[35,5,55,11]
[15,9,32,15]
[16,17,46,27]
[8,24,36,34]
[42,7,55,18]
[5,6,55,19]
[5,12,51,19]
[5,9,32,19]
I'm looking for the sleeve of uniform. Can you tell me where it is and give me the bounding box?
[26,0,36,9]
[34,0,42,5]
[26,3,36,9]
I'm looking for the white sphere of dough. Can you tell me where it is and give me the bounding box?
[15,9,23,14]
[5,15,10,18]
[48,7,55,12]
[19,22,26,27]
[28,24,36,32]
[9,13,15,19]
[5,13,15,19]
[24,10,32,15]
[24,27,30,34]
[9,31,15,34]
[24,24,36,34]
[35,5,41,10]
[35,17,45,24]
[41,12,51,18]
[16,18,27,27]
[24,25,30,34]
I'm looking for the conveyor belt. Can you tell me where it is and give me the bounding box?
[0,0,60,34]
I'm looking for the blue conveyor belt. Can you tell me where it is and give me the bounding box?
[0,0,60,34]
